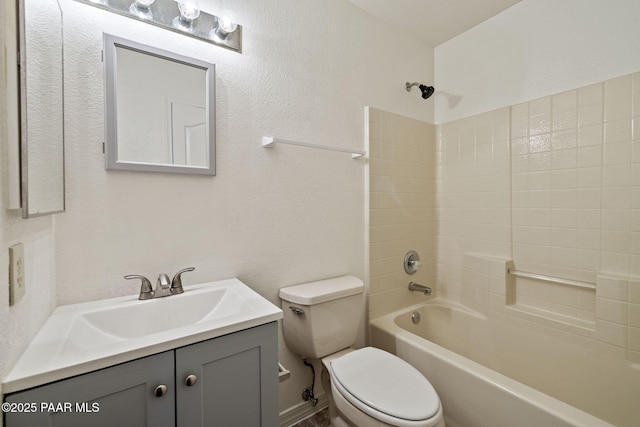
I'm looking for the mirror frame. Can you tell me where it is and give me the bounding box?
[103,34,216,175]
[18,0,66,218]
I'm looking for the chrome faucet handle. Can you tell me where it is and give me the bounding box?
[171,267,195,295]
[125,275,154,300]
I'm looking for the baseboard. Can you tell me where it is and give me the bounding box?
[279,393,329,427]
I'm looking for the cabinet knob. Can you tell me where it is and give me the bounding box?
[154,384,168,397]
[185,374,198,387]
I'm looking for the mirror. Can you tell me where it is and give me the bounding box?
[103,35,216,175]
[18,0,65,217]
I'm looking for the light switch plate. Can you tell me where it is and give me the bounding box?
[9,243,25,306]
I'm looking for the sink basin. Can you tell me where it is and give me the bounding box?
[3,278,282,394]
[78,286,248,340]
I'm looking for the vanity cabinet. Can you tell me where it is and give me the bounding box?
[4,322,278,427]
[5,351,175,427]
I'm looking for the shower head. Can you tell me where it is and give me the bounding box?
[406,82,435,100]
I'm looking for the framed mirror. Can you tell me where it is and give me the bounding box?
[103,34,215,175]
[17,0,65,217]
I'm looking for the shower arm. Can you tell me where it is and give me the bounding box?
[406,82,421,91]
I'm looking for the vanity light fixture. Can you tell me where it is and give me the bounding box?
[73,0,242,52]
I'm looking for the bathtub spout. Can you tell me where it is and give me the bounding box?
[408,282,432,296]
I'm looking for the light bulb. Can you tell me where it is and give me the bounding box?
[218,14,237,34]
[134,0,154,10]
[178,1,200,24]
[210,10,237,40]
[129,0,154,19]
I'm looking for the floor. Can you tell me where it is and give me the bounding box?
[291,407,330,427]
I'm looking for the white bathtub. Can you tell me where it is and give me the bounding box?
[370,299,640,427]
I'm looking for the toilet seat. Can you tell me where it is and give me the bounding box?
[330,347,441,427]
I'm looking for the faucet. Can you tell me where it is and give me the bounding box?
[408,282,432,296]
[154,273,173,298]
[125,267,195,300]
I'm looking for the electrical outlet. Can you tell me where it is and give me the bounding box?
[9,243,25,306]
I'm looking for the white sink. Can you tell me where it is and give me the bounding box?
[3,278,282,394]
[77,286,246,340]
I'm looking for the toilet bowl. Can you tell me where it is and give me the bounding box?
[321,348,445,427]
[279,276,445,427]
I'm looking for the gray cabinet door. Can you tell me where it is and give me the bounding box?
[4,351,175,427]
[175,322,278,427]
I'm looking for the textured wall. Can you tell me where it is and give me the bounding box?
[50,0,434,416]
[0,1,58,405]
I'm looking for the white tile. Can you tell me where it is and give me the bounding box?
[552,128,578,150]
[530,115,551,136]
[601,230,631,253]
[596,275,629,301]
[529,152,551,172]
[596,297,627,323]
[603,142,632,166]
[601,209,630,231]
[551,209,576,228]
[575,166,601,187]
[511,102,529,121]
[602,187,631,209]
[630,279,640,303]
[551,148,577,170]
[629,303,640,327]
[576,209,601,229]
[530,97,552,117]
[577,124,603,147]
[551,228,577,248]
[576,229,600,250]
[600,252,631,275]
[550,170,576,189]
[604,75,633,121]
[629,326,640,351]
[604,119,632,144]
[595,319,627,347]
[578,104,603,127]
[578,83,603,107]
[553,90,577,112]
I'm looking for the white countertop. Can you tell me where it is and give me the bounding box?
[3,278,282,394]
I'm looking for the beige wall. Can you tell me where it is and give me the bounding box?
[366,107,437,320]
[436,71,640,364]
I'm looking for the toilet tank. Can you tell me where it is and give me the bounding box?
[279,276,364,359]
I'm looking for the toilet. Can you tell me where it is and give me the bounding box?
[279,276,445,427]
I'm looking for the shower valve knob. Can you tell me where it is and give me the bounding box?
[404,251,421,275]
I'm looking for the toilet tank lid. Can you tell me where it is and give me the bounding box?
[279,275,364,305]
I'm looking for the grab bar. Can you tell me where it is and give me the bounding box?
[507,269,595,291]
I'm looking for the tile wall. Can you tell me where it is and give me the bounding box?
[437,107,512,298]
[366,107,437,319]
[437,71,640,363]
[366,71,638,362]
